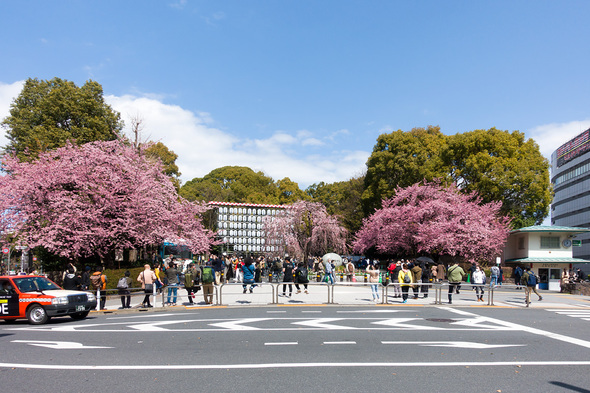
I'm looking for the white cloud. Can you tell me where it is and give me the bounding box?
[107,94,367,188]
[0,82,368,188]
[0,80,25,148]
[526,119,590,161]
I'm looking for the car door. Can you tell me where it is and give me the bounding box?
[0,279,20,317]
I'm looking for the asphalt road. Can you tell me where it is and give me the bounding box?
[2,304,590,393]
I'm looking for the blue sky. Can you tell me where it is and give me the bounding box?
[1,0,589,189]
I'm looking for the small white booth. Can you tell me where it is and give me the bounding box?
[503,226,590,291]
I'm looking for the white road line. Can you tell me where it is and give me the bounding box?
[107,313,178,320]
[1,360,590,370]
[337,310,409,313]
[265,342,298,346]
[381,341,525,349]
[323,341,357,345]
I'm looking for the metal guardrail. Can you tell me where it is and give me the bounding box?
[101,280,529,308]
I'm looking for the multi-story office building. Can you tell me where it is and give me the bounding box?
[551,128,590,260]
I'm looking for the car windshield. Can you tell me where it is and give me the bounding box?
[13,277,61,293]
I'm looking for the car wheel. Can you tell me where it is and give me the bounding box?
[70,311,89,320]
[27,304,49,325]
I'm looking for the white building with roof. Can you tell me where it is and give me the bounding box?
[503,225,590,290]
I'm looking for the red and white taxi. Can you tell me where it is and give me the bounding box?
[0,275,97,324]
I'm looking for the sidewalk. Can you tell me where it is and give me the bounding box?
[93,281,590,313]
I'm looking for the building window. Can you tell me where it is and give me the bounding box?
[540,236,560,249]
[518,237,525,250]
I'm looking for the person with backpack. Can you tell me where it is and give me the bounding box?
[446,262,465,305]
[137,264,157,308]
[514,265,523,289]
[242,256,257,294]
[201,262,215,304]
[522,266,543,307]
[183,263,197,305]
[90,266,107,310]
[295,262,309,294]
[398,263,413,303]
[117,270,132,309]
[272,258,283,283]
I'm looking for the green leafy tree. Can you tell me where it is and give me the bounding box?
[276,177,308,205]
[440,128,551,228]
[306,176,365,235]
[145,142,181,188]
[180,166,281,204]
[362,126,552,229]
[361,126,447,215]
[1,77,123,159]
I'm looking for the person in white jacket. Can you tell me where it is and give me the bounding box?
[471,265,486,302]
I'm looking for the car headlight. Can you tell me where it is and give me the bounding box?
[86,293,96,302]
[51,296,69,305]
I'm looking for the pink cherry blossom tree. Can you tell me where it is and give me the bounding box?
[0,140,215,264]
[263,200,347,261]
[353,181,511,263]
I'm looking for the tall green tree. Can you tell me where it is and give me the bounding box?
[306,176,365,235]
[180,166,281,204]
[361,126,447,215]
[276,177,308,205]
[441,128,551,228]
[145,141,181,188]
[362,126,552,229]
[1,77,123,159]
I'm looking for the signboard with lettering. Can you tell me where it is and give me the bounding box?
[556,128,590,167]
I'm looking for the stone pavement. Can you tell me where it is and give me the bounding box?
[95,281,590,313]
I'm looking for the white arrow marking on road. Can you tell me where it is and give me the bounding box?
[292,318,355,330]
[371,318,443,330]
[128,319,200,331]
[381,341,525,349]
[11,340,112,349]
[450,317,520,330]
[208,318,269,330]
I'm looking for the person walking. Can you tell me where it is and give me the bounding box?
[436,262,445,282]
[446,262,465,304]
[366,262,380,302]
[117,270,132,309]
[324,259,334,284]
[398,263,413,303]
[472,265,486,302]
[514,265,523,289]
[522,267,543,307]
[137,264,157,308]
